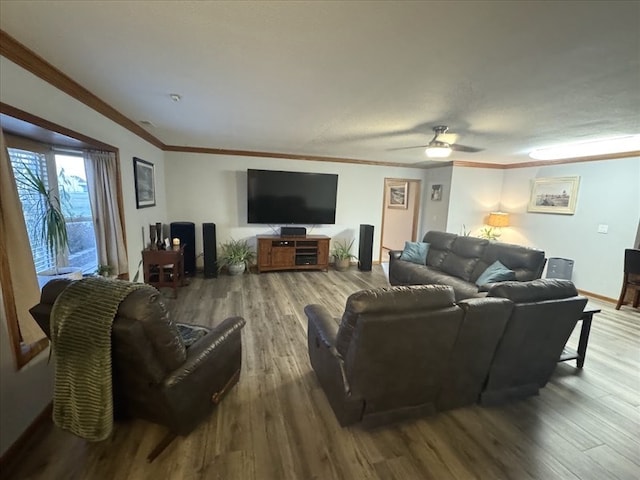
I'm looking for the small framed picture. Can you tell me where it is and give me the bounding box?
[431,184,443,201]
[388,182,408,209]
[133,157,156,209]
[528,176,580,215]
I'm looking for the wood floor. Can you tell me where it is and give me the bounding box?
[4,266,640,480]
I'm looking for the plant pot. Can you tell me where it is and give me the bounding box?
[37,267,83,288]
[334,258,351,272]
[227,263,246,276]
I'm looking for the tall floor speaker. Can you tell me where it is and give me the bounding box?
[358,224,374,271]
[203,223,218,278]
[170,222,196,276]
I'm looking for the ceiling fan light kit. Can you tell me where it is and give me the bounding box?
[425,141,452,158]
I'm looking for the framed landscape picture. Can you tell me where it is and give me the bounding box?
[388,182,409,209]
[528,176,580,215]
[133,157,156,209]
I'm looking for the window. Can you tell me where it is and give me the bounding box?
[8,148,98,275]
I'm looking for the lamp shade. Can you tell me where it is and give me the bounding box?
[487,212,510,227]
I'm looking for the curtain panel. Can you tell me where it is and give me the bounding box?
[0,129,46,347]
[83,150,128,276]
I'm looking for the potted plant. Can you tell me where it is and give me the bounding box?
[96,264,115,278]
[218,238,255,275]
[478,226,501,240]
[331,239,357,271]
[17,165,81,279]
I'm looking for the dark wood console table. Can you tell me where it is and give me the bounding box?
[559,306,601,368]
[257,235,330,273]
[142,247,185,298]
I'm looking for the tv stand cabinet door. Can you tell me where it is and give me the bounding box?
[317,238,330,270]
[271,247,295,268]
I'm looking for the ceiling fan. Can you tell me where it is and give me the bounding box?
[390,125,483,158]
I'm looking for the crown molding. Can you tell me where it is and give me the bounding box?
[2,29,637,170]
[162,144,413,168]
[0,29,164,149]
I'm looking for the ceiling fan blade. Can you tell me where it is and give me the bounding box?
[387,144,430,151]
[451,143,484,153]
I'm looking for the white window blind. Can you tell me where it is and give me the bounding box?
[8,148,55,273]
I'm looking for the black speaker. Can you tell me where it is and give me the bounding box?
[281,226,306,237]
[203,223,218,278]
[358,224,374,271]
[170,222,196,276]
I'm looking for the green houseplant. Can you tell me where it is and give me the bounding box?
[478,226,501,240]
[218,238,256,275]
[17,164,70,276]
[331,239,357,271]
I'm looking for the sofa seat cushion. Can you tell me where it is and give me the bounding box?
[400,241,429,265]
[475,260,516,286]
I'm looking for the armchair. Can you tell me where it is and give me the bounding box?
[29,278,245,461]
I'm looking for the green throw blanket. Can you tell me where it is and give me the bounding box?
[50,277,148,441]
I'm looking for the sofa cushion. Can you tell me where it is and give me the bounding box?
[471,242,546,282]
[335,285,455,357]
[440,236,488,281]
[400,241,429,265]
[487,278,578,302]
[475,260,516,286]
[423,231,457,268]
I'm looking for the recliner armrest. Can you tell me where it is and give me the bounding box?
[304,304,339,348]
[389,250,403,261]
[164,316,246,387]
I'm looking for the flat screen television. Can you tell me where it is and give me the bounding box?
[247,169,338,224]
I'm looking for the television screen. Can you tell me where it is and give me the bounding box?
[247,169,338,224]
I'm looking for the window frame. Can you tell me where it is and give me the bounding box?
[1,104,125,370]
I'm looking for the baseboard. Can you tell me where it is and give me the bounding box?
[576,289,616,304]
[0,401,52,472]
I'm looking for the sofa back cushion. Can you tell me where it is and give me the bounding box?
[335,284,455,357]
[472,242,546,283]
[440,236,488,281]
[423,231,457,268]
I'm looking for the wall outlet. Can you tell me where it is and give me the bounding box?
[597,224,609,234]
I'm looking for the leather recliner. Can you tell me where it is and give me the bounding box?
[29,278,246,459]
[305,284,514,427]
[481,279,588,404]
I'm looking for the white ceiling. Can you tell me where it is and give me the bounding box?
[1,1,639,166]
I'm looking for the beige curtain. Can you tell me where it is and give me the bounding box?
[0,130,46,344]
[83,150,128,276]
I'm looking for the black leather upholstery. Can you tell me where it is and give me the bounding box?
[306,285,514,426]
[30,278,245,436]
[481,279,587,404]
[389,231,546,300]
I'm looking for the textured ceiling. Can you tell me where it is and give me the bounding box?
[1,1,639,166]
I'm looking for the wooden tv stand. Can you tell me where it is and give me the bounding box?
[257,235,330,273]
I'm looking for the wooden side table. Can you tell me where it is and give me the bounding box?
[559,307,601,368]
[142,247,185,298]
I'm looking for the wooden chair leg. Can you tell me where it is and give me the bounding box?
[615,284,627,310]
[147,431,177,462]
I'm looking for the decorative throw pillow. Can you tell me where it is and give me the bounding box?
[400,241,429,265]
[475,260,516,286]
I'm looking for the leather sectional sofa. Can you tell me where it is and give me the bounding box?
[389,231,547,300]
[306,280,587,427]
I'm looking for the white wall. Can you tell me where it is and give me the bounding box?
[447,166,505,237]
[421,165,453,235]
[164,152,427,263]
[499,157,639,298]
[0,57,168,456]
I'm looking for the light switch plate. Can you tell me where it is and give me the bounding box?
[597,224,609,234]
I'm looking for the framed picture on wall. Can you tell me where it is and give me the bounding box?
[388,182,408,209]
[431,184,443,201]
[528,176,580,215]
[133,157,156,209]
